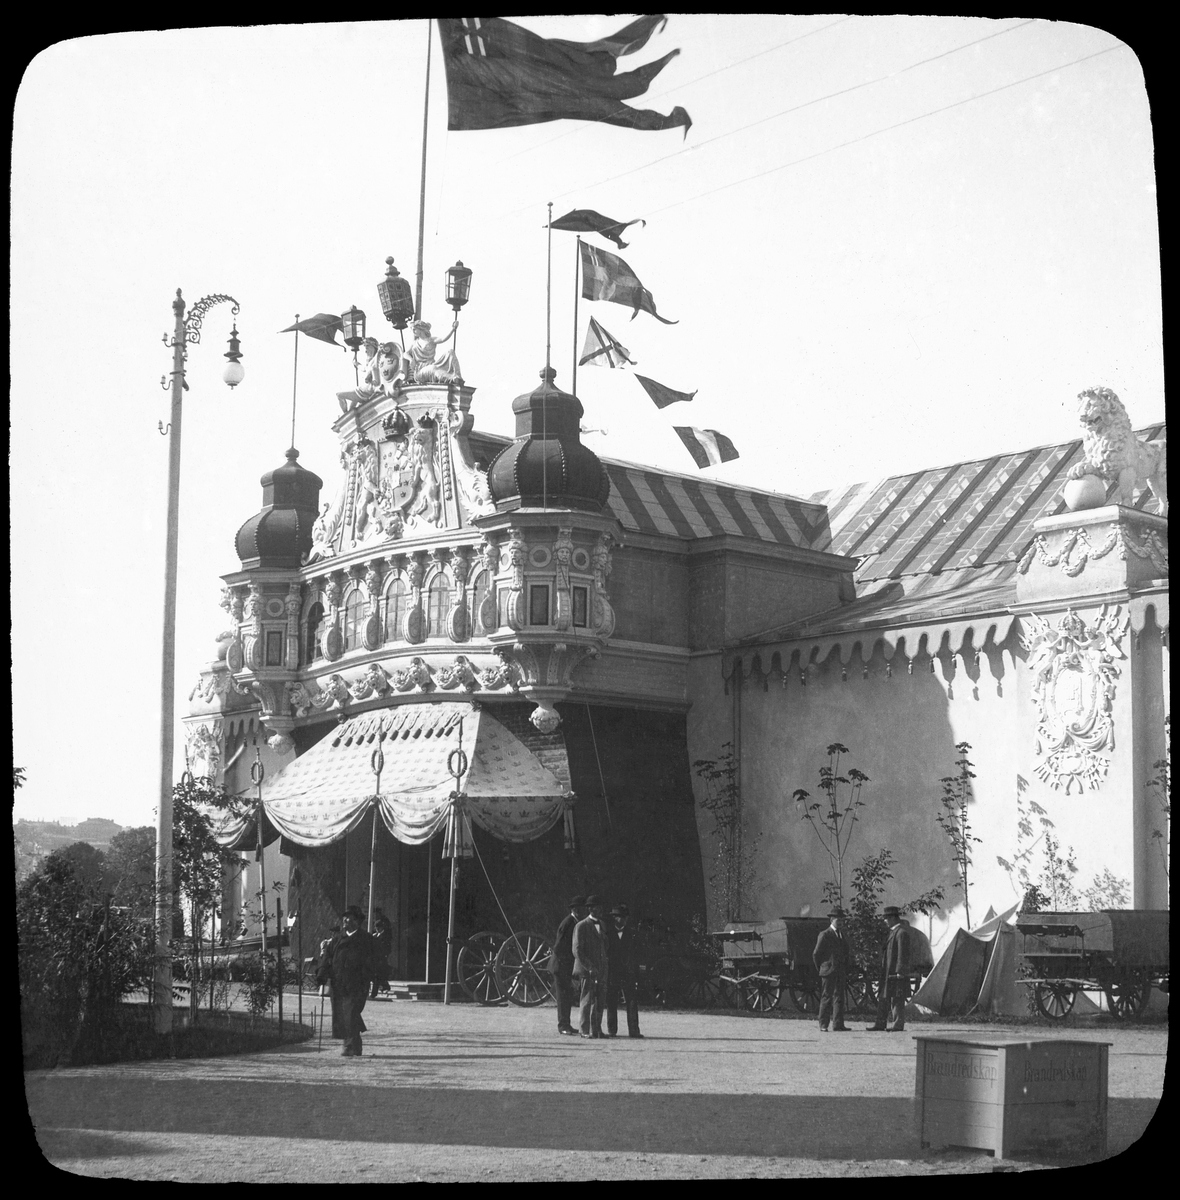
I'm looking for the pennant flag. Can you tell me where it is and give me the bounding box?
[674,426,740,469]
[580,242,677,324]
[551,208,646,250]
[580,318,636,368]
[636,374,696,408]
[438,16,692,135]
[280,314,344,347]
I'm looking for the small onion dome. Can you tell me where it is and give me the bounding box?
[486,367,610,512]
[235,448,323,568]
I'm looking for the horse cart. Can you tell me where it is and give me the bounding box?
[1016,909,1169,1020]
[454,929,556,1007]
[648,918,880,1015]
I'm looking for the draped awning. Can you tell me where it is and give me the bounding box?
[216,702,572,853]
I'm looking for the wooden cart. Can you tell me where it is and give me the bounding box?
[1016,909,1169,1020]
[454,928,555,1007]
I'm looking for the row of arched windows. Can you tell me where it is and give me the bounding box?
[302,572,494,665]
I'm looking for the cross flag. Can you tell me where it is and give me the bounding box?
[636,375,696,409]
[580,318,636,368]
[674,426,740,469]
[280,314,344,347]
[551,209,646,249]
[438,16,692,135]
[580,242,677,324]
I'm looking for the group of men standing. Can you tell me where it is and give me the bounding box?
[548,895,643,1039]
[812,904,933,1032]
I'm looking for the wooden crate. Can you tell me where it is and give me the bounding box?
[914,1036,1109,1160]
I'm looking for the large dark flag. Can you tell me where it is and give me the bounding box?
[674,426,740,469]
[551,208,646,249]
[580,318,636,368]
[636,374,696,409]
[280,314,344,347]
[580,242,677,325]
[438,16,692,135]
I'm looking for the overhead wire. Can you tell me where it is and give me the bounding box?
[642,42,1125,221]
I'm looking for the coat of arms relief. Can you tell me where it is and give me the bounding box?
[1020,604,1128,794]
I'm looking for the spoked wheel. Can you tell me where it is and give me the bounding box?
[456,930,505,1006]
[847,976,880,1015]
[680,972,722,1009]
[1104,970,1152,1020]
[717,976,744,1009]
[742,974,783,1013]
[788,979,821,1014]
[1034,979,1077,1020]
[494,931,555,1007]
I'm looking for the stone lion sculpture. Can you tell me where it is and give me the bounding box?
[1067,386,1167,515]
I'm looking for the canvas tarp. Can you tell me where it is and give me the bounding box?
[215,702,572,856]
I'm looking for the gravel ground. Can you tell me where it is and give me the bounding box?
[26,1000,1166,1180]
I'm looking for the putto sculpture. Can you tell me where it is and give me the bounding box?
[1066,386,1167,514]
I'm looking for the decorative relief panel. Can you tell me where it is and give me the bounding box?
[1020,604,1128,794]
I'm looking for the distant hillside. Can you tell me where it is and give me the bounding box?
[14,817,127,881]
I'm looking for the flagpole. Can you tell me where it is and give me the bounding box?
[544,201,552,510]
[572,238,580,399]
[290,316,299,450]
[415,19,433,320]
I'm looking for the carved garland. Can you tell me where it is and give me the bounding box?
[1017,524,1169,578]
[1020,604,1128,794]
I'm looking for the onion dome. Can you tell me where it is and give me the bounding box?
[235,448,323,568]
[486,367,611,512]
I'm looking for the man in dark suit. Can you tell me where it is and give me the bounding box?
[605,904,643,1038]
[548,895,587,1036]
[572,895,609,1039]
[812,907,851,1032]
[316,905,379,1056]
[866,905,923,1031]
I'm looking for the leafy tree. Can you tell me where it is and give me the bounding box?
[106,826,158,917]
[693,743,760,922]
[1147,715,1170,883]
[935,742,982,926]
[14,766,26,789]
[793,743,870,907]
[56,842,110,894]
[836,848,943,972]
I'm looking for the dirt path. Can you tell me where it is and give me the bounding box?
[26,1003,1166,1180]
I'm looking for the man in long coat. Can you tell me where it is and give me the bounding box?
[812,907,851,1032]
[605,904,643,1038]
[572,895,609,1039]
[548,895,587,1036]
[866,905,922,1032]
[317,905,378,1056]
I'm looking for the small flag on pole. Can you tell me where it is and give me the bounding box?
[580,242,677,324]
[674,426,740,469]
[280,314,344,347]
[580,318,636,368]
[636,374,695,408]
[551,209,646,249]
[437,16,692,135]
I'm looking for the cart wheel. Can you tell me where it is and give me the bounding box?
[456,931,505,1006]
[494,931,555,1007]
[1034,980,1077,1019]
[681,972,721,1009]
[1105,970,1152,1020]
[788,980,820,1014]
[848,977,879,1015]
[717,976,744,1009]
[743,974,783,1013]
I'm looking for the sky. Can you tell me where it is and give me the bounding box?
[11,16,1161,829]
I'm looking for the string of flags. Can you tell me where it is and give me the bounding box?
[552,206,739,470]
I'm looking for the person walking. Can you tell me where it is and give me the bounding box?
[548,895,587,1035]
[370,908,392,1000]
[572,895,609,1039]
[605,904,643,1038]
[866,905,921,1032]
[316,905,378,1056]
[812,907,851,1032]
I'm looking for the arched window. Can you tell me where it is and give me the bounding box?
[342,587,365,652]
[427,576,451,638]
[471,571,491,635]
[384,579,407,643]
[304,601,325,665]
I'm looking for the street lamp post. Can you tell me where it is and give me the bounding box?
[155,288,242,1035]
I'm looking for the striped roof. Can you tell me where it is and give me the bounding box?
[811,425,1165,583]
[600,457,830,550]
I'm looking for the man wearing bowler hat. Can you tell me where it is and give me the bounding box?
[605,904,643,1038]
[548,895,587,1035]
[812,907,851,1032]
[316,904,379,1056]
[866,905,920,1031]
[572,895,609,1038]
